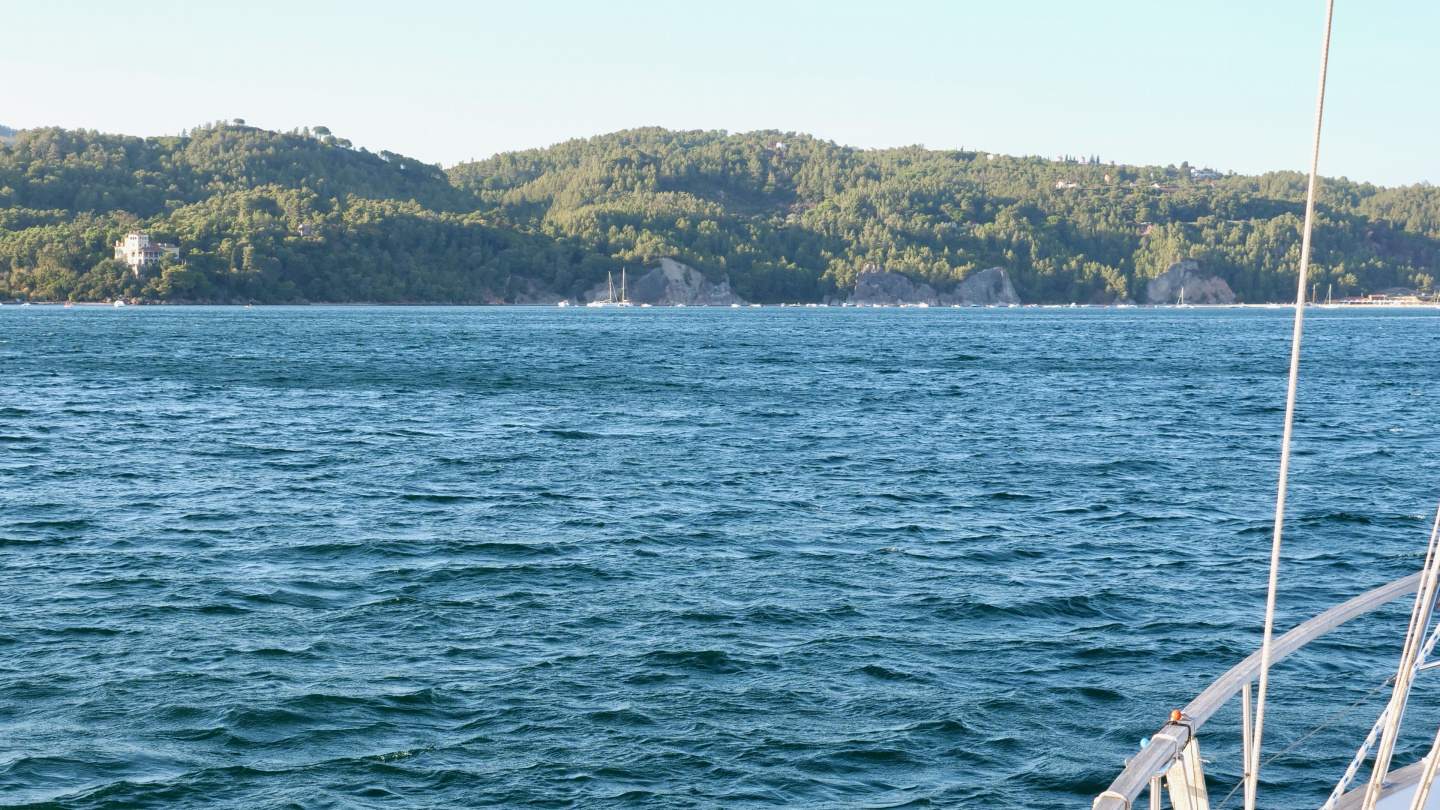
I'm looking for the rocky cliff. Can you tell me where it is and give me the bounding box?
[945,267,1021,305]
[587,258,746,305]
[1144,259,1236,305]
[848,271,939,306]
[846,266,1021,306]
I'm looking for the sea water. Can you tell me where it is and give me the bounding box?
[4,306,1440,809]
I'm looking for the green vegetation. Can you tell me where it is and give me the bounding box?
[2,123,1437,303]
[0,125,16,146]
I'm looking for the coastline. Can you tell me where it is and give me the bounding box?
[10,301,1440,310]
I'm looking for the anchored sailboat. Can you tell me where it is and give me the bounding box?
[586,269,633,307]
[1094,4,1440,809]
[617,267,632,307]
[587,271,618,307]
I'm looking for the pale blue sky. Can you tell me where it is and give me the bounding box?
[7,0,1436,186]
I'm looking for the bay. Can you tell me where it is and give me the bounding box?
[3,306,1439,809]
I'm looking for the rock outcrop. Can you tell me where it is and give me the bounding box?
[587,258,746,305]
[847,266,1022,306]
[1144,259,1236,305]
[507,277,566,305]
[848,270,939,306]
[941,267,1021,306]
[513,289,567,305]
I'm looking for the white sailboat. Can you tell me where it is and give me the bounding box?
[616,268,633,307]
[586,272,619,307]
[1094,4,1440,810]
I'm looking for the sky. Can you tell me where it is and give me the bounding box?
[7,0,1436,186]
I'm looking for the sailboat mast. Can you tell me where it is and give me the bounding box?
[1247,2,1335,807]
[622,268,626,303]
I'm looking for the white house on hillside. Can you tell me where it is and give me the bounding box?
[114,232,180,273]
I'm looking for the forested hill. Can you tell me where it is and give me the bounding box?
[3,122,1439,304]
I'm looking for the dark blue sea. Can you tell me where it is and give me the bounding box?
[4,305,1440,809]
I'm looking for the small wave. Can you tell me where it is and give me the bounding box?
[585,707,656,726]
[10,518,91,530]
[541,429,602,440]
[398,492,482,503]
[858,664,922,681]
[902,718,971,737]
[1297,511,1376,525]
[642,649,744,674]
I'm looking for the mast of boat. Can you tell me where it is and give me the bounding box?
[1327,283,1333,305]
[607,271,615,304]
[1245,2,1335,808]
[622,267,627,304]
[1178,287,1185,306]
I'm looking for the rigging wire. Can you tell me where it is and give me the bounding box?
[1217,677,1392,810]
[1361,503,1440,810]
[1325,589,1440,810]
[1246,1,1336,808]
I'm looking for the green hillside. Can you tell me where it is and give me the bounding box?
[2,123,1438,303]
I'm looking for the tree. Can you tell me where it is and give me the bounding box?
[1,124,1437,304]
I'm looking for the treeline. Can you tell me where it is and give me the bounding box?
[1,122,1438,303]
[0,123,592,303]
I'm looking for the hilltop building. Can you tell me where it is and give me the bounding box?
[114,232,179,273]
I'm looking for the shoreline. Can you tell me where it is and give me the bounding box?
[8,301,1440,310]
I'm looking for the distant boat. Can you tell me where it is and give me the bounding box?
[731,303,740,308]
[617,268,632,307]
[113,300,125,307]
[64,302,73,307]
[557,300,570,307]
[588,271,621,307]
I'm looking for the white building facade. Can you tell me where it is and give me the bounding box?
[114,232,180,273]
